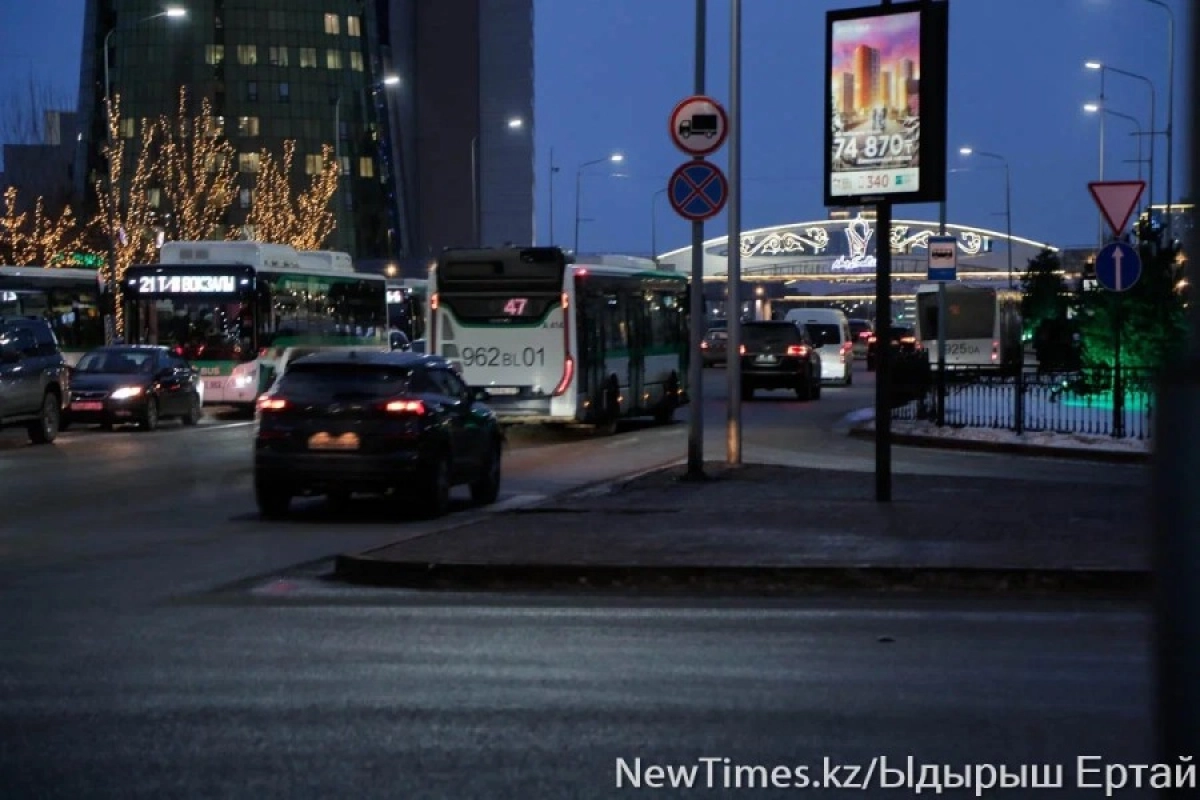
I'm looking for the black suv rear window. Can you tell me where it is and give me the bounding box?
[742,324,801,348]
[279,363,412,399]
[804,323,841,346]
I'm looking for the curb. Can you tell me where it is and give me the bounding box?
[847,425,1151,465]
[332,560,1151,596]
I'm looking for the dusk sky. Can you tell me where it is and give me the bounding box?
[1,0,1191,258]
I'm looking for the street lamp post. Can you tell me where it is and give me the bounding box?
[1086,61,1157,213]
[1144,0,1174,239]
[651,187,667,264]
[1084,103,1148,211]
[959,147,1013,289]
[101,6,187,343]
[472,116,524,247]
[573,153,623,254]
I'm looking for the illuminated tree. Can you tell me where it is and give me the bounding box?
[0,186,91,266]
[244,140,340,249]
[0,187,33,265]
[92,94,159,335]
[154,88,237,242]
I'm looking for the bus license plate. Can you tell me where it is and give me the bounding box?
[486,387,520,396]
[308,432,360,451]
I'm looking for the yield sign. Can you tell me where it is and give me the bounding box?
[1088,180,1145,237]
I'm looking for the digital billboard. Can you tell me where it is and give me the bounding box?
[824,1,948,207]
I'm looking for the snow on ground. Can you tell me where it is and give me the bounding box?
[855,411,1151,454]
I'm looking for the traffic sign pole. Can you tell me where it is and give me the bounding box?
[686,0,707,481]
[725,0,742,467]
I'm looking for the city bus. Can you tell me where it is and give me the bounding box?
[386,278,427,342]
[913,283,1022,371]
[123,241,388,410]
[0,265,106,364]
[427,246,688,428]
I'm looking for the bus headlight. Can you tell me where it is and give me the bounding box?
[233,374,256,388]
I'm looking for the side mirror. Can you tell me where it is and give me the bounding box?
[472,388,490,402]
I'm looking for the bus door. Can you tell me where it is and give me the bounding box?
[578,289,606,407]
[626,290,646,412]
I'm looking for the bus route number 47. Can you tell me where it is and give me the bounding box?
[504,297,528,316]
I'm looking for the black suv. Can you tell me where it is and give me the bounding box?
[253,351,504,519]
[739,321,822,401]
[0,318,69,444]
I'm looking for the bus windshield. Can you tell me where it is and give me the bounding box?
[128,297,255,362]
[437,256,564,323]
[917,290,996,340]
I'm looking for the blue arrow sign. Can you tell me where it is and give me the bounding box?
[1094,241,1141,292]
[668,160,728,222]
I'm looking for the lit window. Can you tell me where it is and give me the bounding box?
[237,116,260,136]
[206,117,224,137]
[299,47,317,68]
[326,50,342,69]
[239,188,253,209]
[205,45,225,65]
[324,13,340,35]
[238,153,261,173]
[238,45,257,66]
[268,46,288,66]
[359,157,375,178]
[278,83,290,103]
[119,118,135,139]
[147,188,162,208]
[305,154,324,175]
[349,51,363,72]
[347,16,362,37]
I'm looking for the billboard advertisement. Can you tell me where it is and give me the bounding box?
[824,1,948,206]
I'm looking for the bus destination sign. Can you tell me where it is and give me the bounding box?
[136,275,241,294]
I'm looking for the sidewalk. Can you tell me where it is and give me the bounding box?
[334,461,1152,594]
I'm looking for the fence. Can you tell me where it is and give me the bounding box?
[892,365,1156,440]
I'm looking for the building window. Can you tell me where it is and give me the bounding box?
[338,120,349,140]
[237,116,260,136]
[349,51,363,72]
[206,116,224,137]
[324,13,340,35]
[358,157,375,178]
[299,47,317,68]
[326,50,342,70]
[347,16,362,37]
[205,45,225,65]
[238,153,260,173]
[338,156,350,176]
[237,45,257,66]
[147,188,162,208]
[305,154,324,175]
[268,46,288,66]
[267,10,286,30]
[344,190,354,210]
[239,188,253,209]
[246,81,258,102]
[119,118,135,138]
[278,82,290,103]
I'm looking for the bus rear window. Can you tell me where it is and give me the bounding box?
[437,293,560,322]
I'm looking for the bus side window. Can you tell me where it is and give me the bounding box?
[603,294,626,351]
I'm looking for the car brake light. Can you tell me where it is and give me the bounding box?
[701,341,709,350]
[553,356,575,396]
[992,340,999,361]
[739,344,746,355]
[858,331,871,339]
[257,396,287,411]
[384,399,425,414]
[786,345,809,356]
[900,336,915,344]
[429,292,439,310]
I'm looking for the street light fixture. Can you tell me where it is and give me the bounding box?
[959,146,1014,289]
[381,74,401,86]
[1086,60,1157,211]
[1084,103,1147,186]
[507,117,523,130]
[101,5,188,343]
[574,153,624,254]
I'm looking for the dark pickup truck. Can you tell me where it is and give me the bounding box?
[0,318,70,444]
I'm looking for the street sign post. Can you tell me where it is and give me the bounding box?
[1088,180,1146,238]
[669,95,729,157]
[1095,240,1142,292]
[926,235,956,427]
[668,160,728,222]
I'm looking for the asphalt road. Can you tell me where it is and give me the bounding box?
[0,362,1155,797]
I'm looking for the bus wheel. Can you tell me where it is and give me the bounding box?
[593,380,620,436]
[654,375,679,425]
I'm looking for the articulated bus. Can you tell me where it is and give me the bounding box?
[428,247,688,428]
[913,283,1022,371]
[386,278,427,341]
[0,265,106,364]
[123,241,387,410]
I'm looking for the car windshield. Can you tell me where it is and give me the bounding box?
[804,323,841,347]
[277,363,413,400]
[75,349,156,374]
[742,324,801,348]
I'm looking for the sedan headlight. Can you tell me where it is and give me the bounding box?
[110,386,144,400]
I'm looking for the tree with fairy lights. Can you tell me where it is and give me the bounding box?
[0,186,92,267]
[152,88,237,242]
[243,140,340,250]
[92,94,159,337]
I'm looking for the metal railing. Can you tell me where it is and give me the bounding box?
[892,365,1156,440]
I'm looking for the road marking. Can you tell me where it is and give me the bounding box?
[487,493,548,512]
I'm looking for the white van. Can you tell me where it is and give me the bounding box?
[783,308,853,385]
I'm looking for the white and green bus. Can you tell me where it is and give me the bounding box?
[0,265,106,364]
[123,241,388,410]
[428,247,688,428]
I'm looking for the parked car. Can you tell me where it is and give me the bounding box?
[63,345,202,431]
[700,329,728,367]
[848,318,874,359]
[253,350,504,519]
[738,321,822,401]
[0,317,69,444]
[866,326,922,371]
